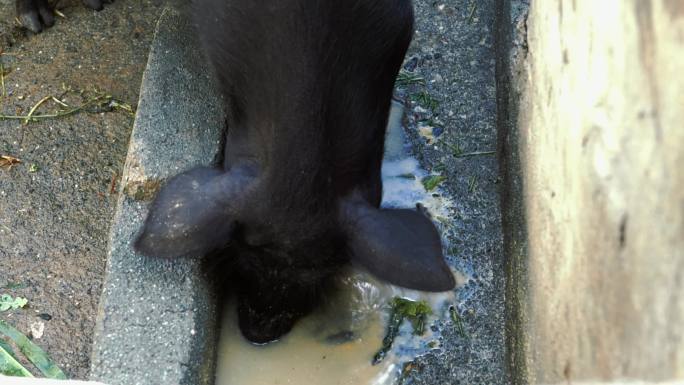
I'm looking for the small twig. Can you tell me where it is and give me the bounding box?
[51,96,69,107]
[468,175,478,193]
[0,155,22,170]
[24,95,52,124]
[54,9,67,18]
[454,150,496,158]
[0,223,12,234]
[396,70,425,87]
[449,306,468,339]
[1,85,134,123]
[467,1,477,24]
[57,84,72,100]
[0,95,109,121]
[0,57,5,98]
[109,172,118,194]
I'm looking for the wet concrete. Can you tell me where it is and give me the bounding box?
[396,0,509,383]
[0,0,163,379]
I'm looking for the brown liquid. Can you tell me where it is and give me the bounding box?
[215,271,464,385]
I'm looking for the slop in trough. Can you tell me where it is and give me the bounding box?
[90,5,498,385]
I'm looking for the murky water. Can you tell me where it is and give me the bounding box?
[215,103,465,385]
[217,272,390,385]
[215,269,464,385]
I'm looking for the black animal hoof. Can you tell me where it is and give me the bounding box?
[82,0,108,11]
[15,0,54,33]
[15,0,112,33]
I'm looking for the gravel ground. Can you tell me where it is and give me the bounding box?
[0,0,162,379]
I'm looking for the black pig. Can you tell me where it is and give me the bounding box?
[135,0,455,344]
[15,0,110,33]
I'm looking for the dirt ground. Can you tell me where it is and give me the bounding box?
[0,0,163,379]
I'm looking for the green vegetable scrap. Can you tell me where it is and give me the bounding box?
[1,283,27,290]
[0,339,17,358]
[0,294,28,312]
[468,175,478,193]
[395,70,425,87]
[392,297,432,336]
[422,175,446,192]
[449,141,463,157]
[412,91,439,112]
[0,320,66,379]
[372,297,433,365]
[0,340,33,377]
[372,308,403,365]
[0,332,32,377]
[449,305,468,339]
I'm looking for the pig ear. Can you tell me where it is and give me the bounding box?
[134,166,255,258]
[341,199,455,292]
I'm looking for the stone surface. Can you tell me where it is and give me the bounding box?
[0,0,161,379]
[395,1,509,384]
[2,377,107,385]
[497,0,684,383]
[88,5,224,385]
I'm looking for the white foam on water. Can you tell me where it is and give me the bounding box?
[381,157,453,222]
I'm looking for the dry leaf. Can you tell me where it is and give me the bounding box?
[0,155,22,170]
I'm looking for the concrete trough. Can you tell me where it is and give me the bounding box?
[89,6,224,385]
[89,2,508,385]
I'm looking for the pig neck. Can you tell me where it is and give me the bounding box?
[223,91,390,210]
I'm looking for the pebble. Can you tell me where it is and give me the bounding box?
[37,313,53,321]
[404,56,419,71]
[30,321,45,339]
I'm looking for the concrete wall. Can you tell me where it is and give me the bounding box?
[498,0,684,383]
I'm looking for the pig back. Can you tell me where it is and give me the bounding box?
[193,0,414,205]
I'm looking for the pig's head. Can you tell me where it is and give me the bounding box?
[134,163,454,343]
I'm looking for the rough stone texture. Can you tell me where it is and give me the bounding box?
[0,0,161,379]
[396,1,509,384]
[2,377,106,385]
[88,6,224,385]
[497,0,684,383]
